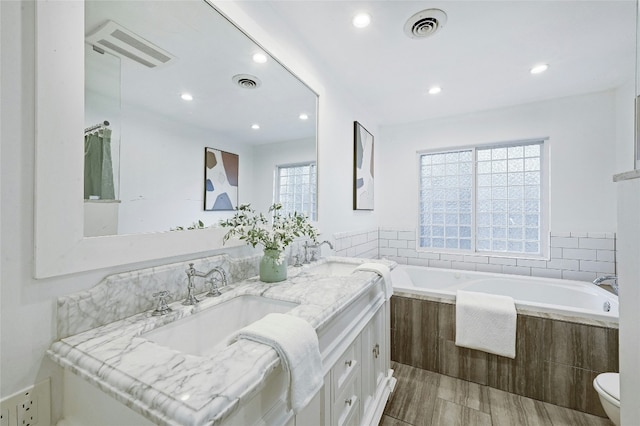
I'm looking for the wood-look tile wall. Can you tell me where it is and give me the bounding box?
[390,296,619,417]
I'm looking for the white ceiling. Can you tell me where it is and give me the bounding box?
[85,1,317,145]
[237,0,637,126]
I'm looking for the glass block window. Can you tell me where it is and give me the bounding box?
[276,163,317,221]
[419,150,473,250]
[419,140,545,256]
[476,143,542,254]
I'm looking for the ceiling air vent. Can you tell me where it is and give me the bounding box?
[232,74,262,89]
[404,9,447,39]
[86,20,175,68]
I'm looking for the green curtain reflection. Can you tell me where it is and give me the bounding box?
[84,128,115,200]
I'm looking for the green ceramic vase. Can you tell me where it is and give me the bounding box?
[259,249,288,283]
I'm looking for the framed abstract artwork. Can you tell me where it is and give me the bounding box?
[204,147,239,211]
[353,121,374,210]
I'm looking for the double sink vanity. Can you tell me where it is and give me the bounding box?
[48,255,396,426]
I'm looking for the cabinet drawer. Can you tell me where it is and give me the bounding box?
[333,373,360,426]
[331,336,360,401]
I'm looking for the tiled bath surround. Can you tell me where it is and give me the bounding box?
[390,296,619,418]
[333,228,379,258]
[378,228,616,282]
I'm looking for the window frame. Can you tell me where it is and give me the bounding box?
[274,161,317,222]
[416,138,550,259]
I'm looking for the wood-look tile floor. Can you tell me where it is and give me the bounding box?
[380,362,613,426]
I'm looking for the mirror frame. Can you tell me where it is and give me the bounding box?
[34,0,321,278]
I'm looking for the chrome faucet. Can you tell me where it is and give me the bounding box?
[592,275,618,295]
[303,240,334,263]
[183,263,228,305]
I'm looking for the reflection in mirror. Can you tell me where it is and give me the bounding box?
[84,0,318,236]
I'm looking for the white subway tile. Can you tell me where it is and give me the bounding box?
[579,238,615,250]
[385,256,408,265]
[351,234,368,246]
[378,239,389,248]
[418,252,441,260]
[367,231,378,242]
[379,247,398,257]
[550,247,563,259]
[587,232,608,239]
[562,248,597,261]
[441,254,464,262]
[389,240,408,249]
[463,255,489,264]
[475,264,504,274]
[397,248,419,258]
[579,260,616,274]
[429,260,452,269]
[550,236,579,248]
[357,247,378,259]
[397,231,416,241]
[563,259,581,270]
[597,250,615,262]
[502,266,532,276]
[346,247,357,257]
[550,231,571,237]
[379,230,398,240]
[489,257,517,266]
[531,268,562,279]
[570,231,588,238]
[407,258,431,267]
[562,270,597,282]
[516,258,547,268]
[451,262,476,271]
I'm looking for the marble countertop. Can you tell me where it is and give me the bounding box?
[47,257,394,426]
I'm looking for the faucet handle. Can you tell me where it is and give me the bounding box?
[152,291,172,316]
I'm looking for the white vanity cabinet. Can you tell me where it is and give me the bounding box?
[318,279,395,426]
[51,263,395,426]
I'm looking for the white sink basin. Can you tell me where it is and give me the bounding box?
[143,295,299,357]
[304,261,358,276]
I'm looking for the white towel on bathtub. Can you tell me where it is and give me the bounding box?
[455,290,517,359]
[355,263,393,299]
[228,313,323,413]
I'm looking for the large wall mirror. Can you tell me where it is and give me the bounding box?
[34,1,320,277]
[84,1,318,236]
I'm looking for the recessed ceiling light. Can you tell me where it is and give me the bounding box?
[180,93,193,101]
[299,113,309,120]
[251,124,260,130]
[252,53,267,64]
[428,86,442,95]
[353,13,371,28]
[530,63,549,74]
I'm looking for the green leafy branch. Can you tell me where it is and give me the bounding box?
[219,203,318,252]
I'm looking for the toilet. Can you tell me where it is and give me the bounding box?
[593,372,620,426]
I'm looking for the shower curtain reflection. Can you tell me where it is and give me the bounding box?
[84,128,115,200]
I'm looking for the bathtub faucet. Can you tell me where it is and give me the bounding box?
[592,275,618,295]
[303,240,334,263]
[183,263,228,305]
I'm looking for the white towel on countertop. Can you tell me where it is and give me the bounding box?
[355,263,393,299]
[455,290,517,359]
[228,313,323,413]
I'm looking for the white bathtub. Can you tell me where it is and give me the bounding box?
[392,265,619,324]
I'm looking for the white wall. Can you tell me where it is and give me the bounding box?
[117,105,254,233]
[378,91,619,234]
[615,79,636,174]
[0,2,379,423]
[251,137,315,214]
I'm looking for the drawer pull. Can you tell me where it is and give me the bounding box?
[345,360,353,367]
[345,398,353,406]
[373,344,380,358]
